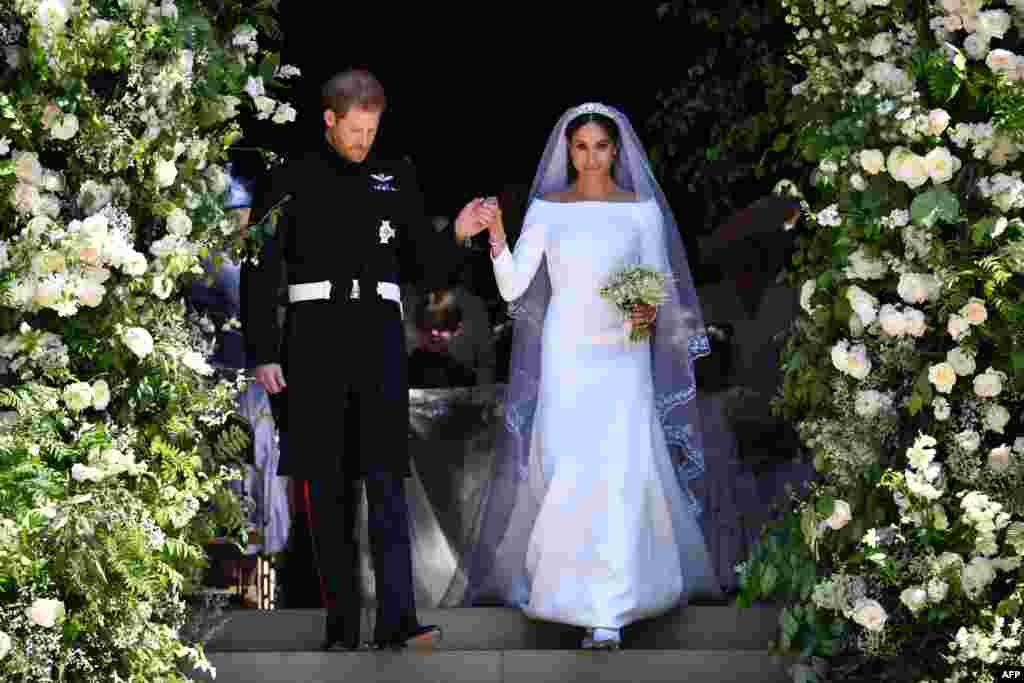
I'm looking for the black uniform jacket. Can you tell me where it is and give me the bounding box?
[241,140,464,479]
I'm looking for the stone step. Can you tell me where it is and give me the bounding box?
[206,605,781,652]
[198,650,793,683]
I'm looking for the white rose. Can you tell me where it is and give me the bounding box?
[851,598,888,632]
[12,150,43,186]
[0,630,9,659]
[122,252,148,277]
[868,32,894,57]
[71,463,105,482]
[253,95,276,120]
[51,114,79,141]
[960,298,988,325]
[947,347,977,376]
[153,159,177,188]
[924,147,962,184]
[928,362,957,394]
[846,286,879,325]
[900,586,928,613]
[860,149,886,175]
[846,247,888,280]
[91,379,110,410]
[122,327,154,359]
[25,598,65,628]
[888,147,929,188]
[927,578,949,603]
[181,350,213,376]
[956,430,982,454]
[878,304,907,337]
[850,173,867,191]
[973,367,1006,398]
[825,499,853,530]
[855,390,891,418]
[165,208,192,236]
[76,279,105,307]
[898,273,941,304]
[962,557,996,599]
[988,445,1012,473]
[903,308,927,337]
[62,382,94,412]
[927,109,951,136]
[800,280,818,315]
[947,314,971,341]
[933,397,951,421]
[984,404,1011,434]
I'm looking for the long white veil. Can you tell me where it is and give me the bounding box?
[455,102,711,606]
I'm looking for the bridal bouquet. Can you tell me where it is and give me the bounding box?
[599,264,672,342]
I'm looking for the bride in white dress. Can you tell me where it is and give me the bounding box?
[461,103,720,649]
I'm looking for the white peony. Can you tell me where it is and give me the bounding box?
[122,252,148,277]
[947,347,977,376]
[76,279,105,308]
[91,379,110,410]
[153,158,177,188]
[988,445,1012,473]
[243,76,265,99]
[924,147,962,184]
[62,382,94,412]
[826,500,853,530]
[851,598,888,632]
[928,362,958,394]
[973,367,1006,398]
[122,327,154,359]
[900,586,928,613]
[25,598,65,628]
[850,173,867,191]
[860,149,886,174]
[831,340,872,380]
[984,404,1011,434]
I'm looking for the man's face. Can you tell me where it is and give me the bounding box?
[324,106,381,163]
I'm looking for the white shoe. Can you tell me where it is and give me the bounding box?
[581,627,621,650]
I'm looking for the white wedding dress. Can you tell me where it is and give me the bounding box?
[491,198,719,629]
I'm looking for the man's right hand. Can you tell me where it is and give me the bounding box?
[253,363,287,394]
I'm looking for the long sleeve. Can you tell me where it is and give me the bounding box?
[491,215,546,302]
[241,165,293,368]
[398,161,465,292]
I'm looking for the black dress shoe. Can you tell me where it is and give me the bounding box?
[371,624,443,651]
[320,638,365,652]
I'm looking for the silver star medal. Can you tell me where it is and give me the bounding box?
[379,219,396,244]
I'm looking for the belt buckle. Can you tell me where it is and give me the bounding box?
[349,280,360,300]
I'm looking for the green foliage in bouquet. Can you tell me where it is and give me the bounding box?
[0,1,297,680]
[736,0,1024,680]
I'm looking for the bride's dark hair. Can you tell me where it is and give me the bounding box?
[565,112,621,184]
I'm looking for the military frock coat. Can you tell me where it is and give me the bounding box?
[242,140,464,480]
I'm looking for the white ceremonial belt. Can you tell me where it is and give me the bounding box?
[287,280,403,318]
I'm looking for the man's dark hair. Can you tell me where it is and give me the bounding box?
[320,68,387,116]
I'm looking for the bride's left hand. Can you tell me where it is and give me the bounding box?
[630,304,657,326]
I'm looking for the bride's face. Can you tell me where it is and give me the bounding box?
[569,122,616,180]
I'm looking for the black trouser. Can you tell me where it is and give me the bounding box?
[304,395,418,645]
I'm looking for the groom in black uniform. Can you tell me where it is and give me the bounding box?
[242,68,494,651]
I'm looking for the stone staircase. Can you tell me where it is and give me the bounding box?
[189,604,794,683]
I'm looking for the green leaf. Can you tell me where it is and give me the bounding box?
[762,564,778,594]
[772,133,791,152]
[911,190,939,226]
[782,607,800,640]
[1011,351,1024,372]
[815,496,835,517]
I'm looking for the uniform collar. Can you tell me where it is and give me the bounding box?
[321,137,377,176]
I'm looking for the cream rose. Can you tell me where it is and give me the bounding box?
[927,109,951,136]
[25,598,65,628]
[928,362,957,394]
[924,147,962,184]
[122,327,154,359]
[900,586,928,613]
[973,367,1006,398]
[826,500,853,530]
[947,314,971,341]
[860,149,886,175]
[960,298,988,325]
[851,598,888,632]
[947,347,976,376]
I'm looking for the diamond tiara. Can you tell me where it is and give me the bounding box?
[568,102,615,120]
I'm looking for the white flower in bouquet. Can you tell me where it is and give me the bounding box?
[598,263,672,343]
[77,180,113,214]
[961,556,997,599]
[906,469,944,500]
[846,247,888,280]
[974,367,1006,398]
[181,350,213,376]
[903,308,927,337]
[13,150,43,186]
[907,433,938,470]
[964,33,991,60]
[165,208,192,237]
[816,204,841,227]
[25,598,65,628]
[947,347,977,376]
[860,149,886,174]
[153,158,177,188]
[71,463,105,482]
[825,500,853,530]
[948,313,971,341]
[51,113,79,141]
[62,381,94,412]
[122,251,148,277]
[868,62,914,94]
[91,379,110,410]
[978,9,1012,39]
[984,404,1010,434]
[0,630,9,659]
[956,430,982,454]
[76,279,105,308]
[851,598,888,632]
[927,109,951,136]
[927,577,949,603]
[800,280,818,315]
[152,275,173,300]
[35,0,69,32]
[855,390,892,418]
[987,49,1019,75]
[93,448,139,477]
[272,103,298,125]
[898,273,941,304]
[122,327,154,359]
[934,397,952,421]
[253,95,276,120]
[960,297,988,326]
[924,147,962,184]
[831,340,872,379]
[900,586,929,613]
[988,445,1012,473]
[887,147,930,188]
[878,304,907,337]
[928,362,958,394]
